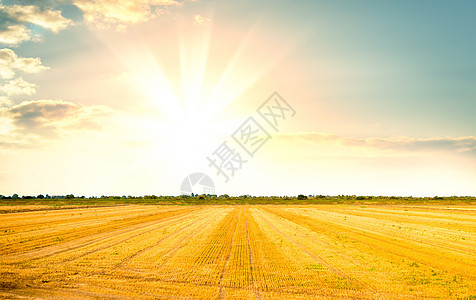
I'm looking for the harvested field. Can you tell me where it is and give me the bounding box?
[0,205,474,299]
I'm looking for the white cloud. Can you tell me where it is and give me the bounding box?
[73,0,182,31]
[5,99,114,138]
[0,48,49,79]
[0,25,35,46]
[193,14,211,26]
[0,99,117,151]
[0,77,37,96]
[0,4,72,33]
[0,96,12,107]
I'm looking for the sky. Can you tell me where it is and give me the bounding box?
[0,0,475,197]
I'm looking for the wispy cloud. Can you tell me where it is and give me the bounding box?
[73,0,182,31]
[0,4,72,46]
[0,77,36,96]
[193,14,211,26]
[0,48,49,79]
[3,99,113,139]
[0,49,49,105]
[0,96,12,108]
[0,24,35,45]
[1,4,72,32]
[277,132,476,155]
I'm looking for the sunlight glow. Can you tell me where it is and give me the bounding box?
[85,16,306,189]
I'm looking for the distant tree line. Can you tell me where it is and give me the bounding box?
[1,194,475,206]
[0,194,86,199]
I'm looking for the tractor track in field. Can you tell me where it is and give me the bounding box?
[0,206,178,234]
[148,215,221,270]
[256,208,348,278]
[70,272,364,299]
[57,208,213,264]
[109,207,233,284]
[218,208,241,300]
[0,207,197,256]
[243,208,262,300]
[3,208,202,263]
[287,208,476,255]
[0,204,129,214]
[269,207,476,278]
[112,207,220,270]
[257,208,385,297]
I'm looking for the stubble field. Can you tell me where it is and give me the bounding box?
[0,204,475,299]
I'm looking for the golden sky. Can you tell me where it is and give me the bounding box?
[1,0,475,196]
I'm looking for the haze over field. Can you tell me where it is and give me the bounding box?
[0,0,475,196]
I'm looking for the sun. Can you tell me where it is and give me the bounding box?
[162,109,222,152]
[94,16,299,185]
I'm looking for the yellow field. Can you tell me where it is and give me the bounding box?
[0,205,475,299]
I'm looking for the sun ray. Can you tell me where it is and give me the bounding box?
[92,31,182,120]
[85,17,308,193]
[204,25,258,117]
[204,25,308,118]
[178,15,213,118]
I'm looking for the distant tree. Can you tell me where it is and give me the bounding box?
[297,194,308,200]
[65,194,74,199]
[12,194,19,199]
[37,194,45,199]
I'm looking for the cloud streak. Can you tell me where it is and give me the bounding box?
[3,99,113,139]
[0,48,49,79]
[0,96,12,107]
[73,0,182,31]
[0,77,36,96]
[193,14,211,26]
[277,132,476,155]
[0,4,72,45]
[1,4,72,33]
[0,24,34,45]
